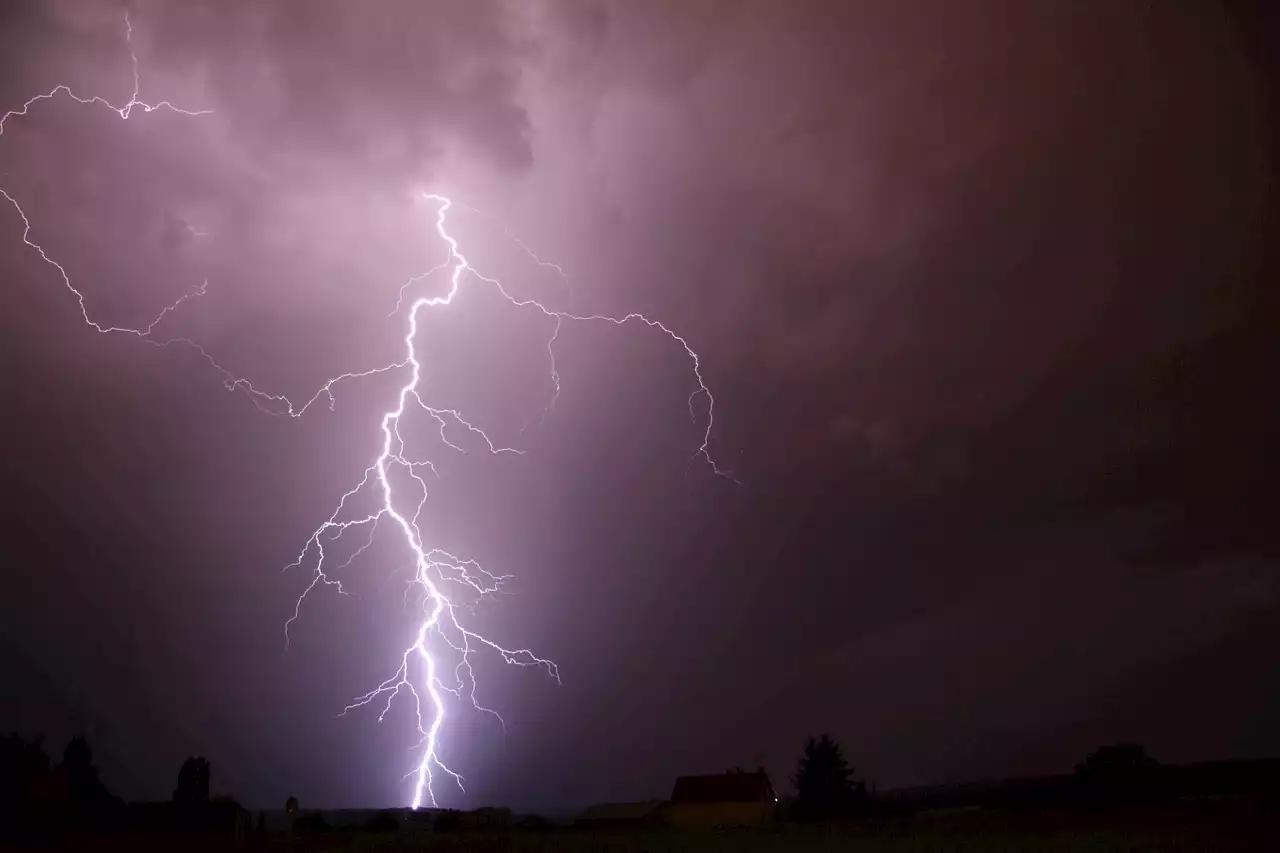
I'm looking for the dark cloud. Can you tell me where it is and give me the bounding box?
[139,0,533,176]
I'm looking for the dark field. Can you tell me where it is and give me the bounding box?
[11,804,1278,853]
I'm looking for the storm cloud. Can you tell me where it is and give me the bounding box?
[2,0,1275,811]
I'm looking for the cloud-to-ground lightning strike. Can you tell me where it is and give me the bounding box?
[2,12,733,808]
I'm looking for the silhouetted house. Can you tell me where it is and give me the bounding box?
[459,806,512,828]
[119,798,249,836]
[400,807,440,832]
[667,769,777,826]
[575,800,667,829]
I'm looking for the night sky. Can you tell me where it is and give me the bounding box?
[1,0,1276,814]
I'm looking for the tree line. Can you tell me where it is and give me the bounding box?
[0,732,248,838]
[6,729,1258,835]
[787,736,1247,819]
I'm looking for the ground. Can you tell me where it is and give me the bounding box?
[6,803,1277,851]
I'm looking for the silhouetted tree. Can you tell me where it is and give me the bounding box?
[1075,743,1166,807]
[1,734,50,818]
[285,796,299,835]
[173,756,211,805]
[792,734,866,820]
[59,735,110,811]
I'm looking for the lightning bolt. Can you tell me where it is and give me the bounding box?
[2,12,734,809]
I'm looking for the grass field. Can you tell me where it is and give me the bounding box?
[316,813,1277,852]
[19,802,1277,852]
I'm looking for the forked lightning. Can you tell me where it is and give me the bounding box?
[1,11,732,808]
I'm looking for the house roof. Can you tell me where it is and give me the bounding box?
[670,770,775,804]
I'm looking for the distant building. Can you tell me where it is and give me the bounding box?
[399,807,439,832]
[464,806,512,828]
[119,798,249,836]
[575,800,667,829]
[400,806,512,832]
[666,769,777,826]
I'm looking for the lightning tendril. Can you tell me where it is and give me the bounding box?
[1,11,733,808]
